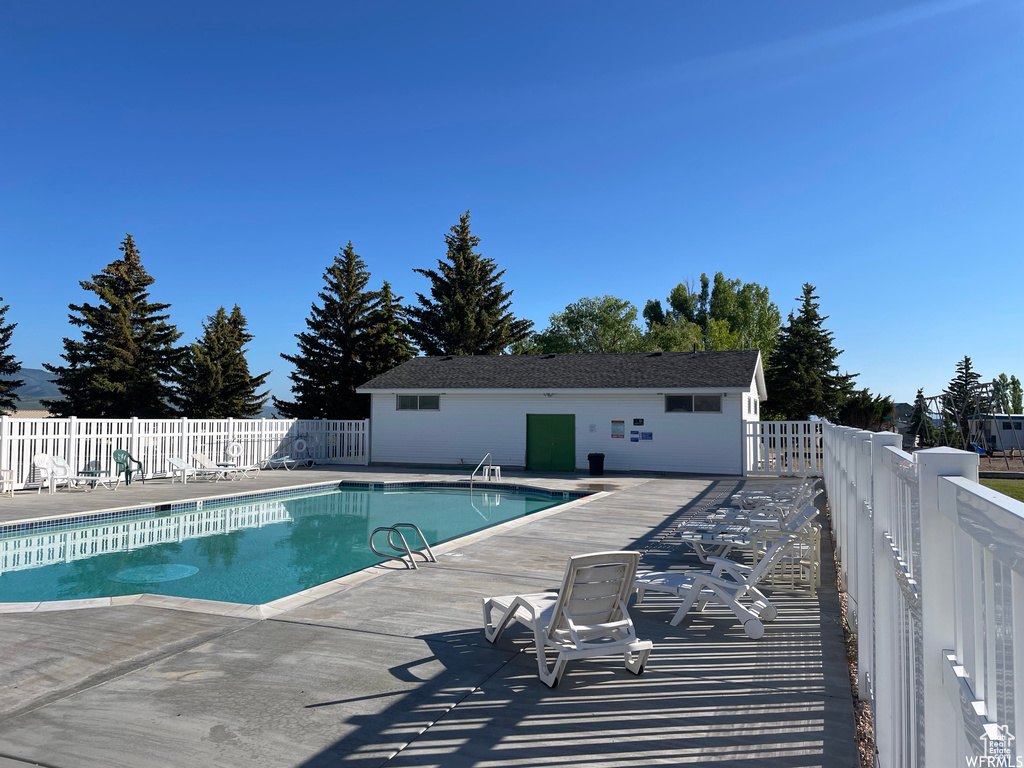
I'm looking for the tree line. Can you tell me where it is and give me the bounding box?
[0,211,920,426]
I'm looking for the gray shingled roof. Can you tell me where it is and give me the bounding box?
[358,350,761,391]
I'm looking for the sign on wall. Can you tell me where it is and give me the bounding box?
[611,420,625,438]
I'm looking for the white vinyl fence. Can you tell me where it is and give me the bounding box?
[743,420,824,476]
[824,423,1024,768]
[0,416,369,490]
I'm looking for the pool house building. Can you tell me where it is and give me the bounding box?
[356,350,766,474]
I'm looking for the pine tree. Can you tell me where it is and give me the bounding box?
[274,242,380,419]
[763,284,854,421]
[0,298,23,414]
[173,305,270,418]
[43,234,183,417]
[908,388,934,445]
[408,211,533,355]
[943,356,981,447]
[1010,375,1023,414]
[363,282,416,379]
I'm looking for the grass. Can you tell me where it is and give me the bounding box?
[980,478,1024,503]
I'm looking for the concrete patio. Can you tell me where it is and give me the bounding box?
[0,470,857,767]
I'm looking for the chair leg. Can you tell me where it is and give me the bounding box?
[536,640,568,688]
[482,599,522,644]
[669,586,703,626]
[624,647,651,676]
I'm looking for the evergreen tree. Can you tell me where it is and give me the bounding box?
[763,284,854,421]
[1010,375,1023,414]
[174,305,270,418]
[274,242,380,419]
[993,373,1012,414]
[43,234,183,417]
[363,281,416,379]
[0,298,23,414]
[408,211,533,355]
[908,388,934,446]
[837,388,895,431]
[943,356,981,447]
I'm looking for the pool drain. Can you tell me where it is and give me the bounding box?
[109,564,199,584]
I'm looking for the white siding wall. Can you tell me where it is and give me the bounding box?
[742,380,761,423]
[369,392,745,474]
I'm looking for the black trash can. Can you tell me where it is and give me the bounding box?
[587,453,605,476]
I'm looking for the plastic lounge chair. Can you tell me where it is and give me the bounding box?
[262,453,298,471]
[166,457,228,484]
[482,551,654,687]
[634,535,797,639]
[34,454,119,493]
[191,453,246,480]
[675,499,820,564]
[113,449,145,485]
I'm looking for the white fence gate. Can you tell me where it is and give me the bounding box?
[743,420,824,476]
[824,423,1024,768]
[0,416,369,490]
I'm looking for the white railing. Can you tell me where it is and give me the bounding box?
[0,416,370,490]
[743,420,824,476]
[824,423,1024,768]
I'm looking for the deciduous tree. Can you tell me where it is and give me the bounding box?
[408,211,533,355]
[43,234,183,417]
[531,296,647,354]
[0,298,22,414]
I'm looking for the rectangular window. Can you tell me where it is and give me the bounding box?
[665,394,722,413]
[1017,422,1023,431]
[694,395,722,412]
[665,395,692,412]
[396,395,440,411]
[1003,422,1013,431]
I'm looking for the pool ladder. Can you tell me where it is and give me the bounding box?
[369,523,437,570]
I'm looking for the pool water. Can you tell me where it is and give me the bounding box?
[0,486,569,605]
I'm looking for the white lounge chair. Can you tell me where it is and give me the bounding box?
[482,551,653,687]
[635,534,797,639]
[192,453,258,480]
[261,453,298,471]
[675,498,820,564]
[33,454,119,493]
[167,457,230,484]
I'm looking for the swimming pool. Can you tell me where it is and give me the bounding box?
[0,484,576,605]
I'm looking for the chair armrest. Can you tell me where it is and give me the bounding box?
[706,556,751,581]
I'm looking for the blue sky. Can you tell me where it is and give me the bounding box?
[1,0,1021,405]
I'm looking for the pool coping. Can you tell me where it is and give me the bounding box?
[0,480,608,618]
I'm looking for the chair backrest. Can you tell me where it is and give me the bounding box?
[747,535,797,583]
[548,551,640,642]
[192,453,216,469]
[782,497,821,532]
[50,455,73,478]
[167,457,193,472]
[32,453,54,480]
[113,449,128,469]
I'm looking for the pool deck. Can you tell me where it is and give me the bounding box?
[0,468,857,767]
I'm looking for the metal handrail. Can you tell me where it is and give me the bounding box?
[368,524,437,569]
[470,452,492,490]
[392,523,436,564]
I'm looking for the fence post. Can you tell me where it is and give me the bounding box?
[866,432,902,721]
[851,430,873,688]
[180,417,188,460]
[916,447,979,768]
[0,414,8,471]
[67,415,78,470]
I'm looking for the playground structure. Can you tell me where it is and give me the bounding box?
[910,380,1024,468]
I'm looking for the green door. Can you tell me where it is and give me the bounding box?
[526,414,576,472]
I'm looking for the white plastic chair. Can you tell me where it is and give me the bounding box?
[167,457,227,484]
[483,551,653,687]
[635,535,797,639]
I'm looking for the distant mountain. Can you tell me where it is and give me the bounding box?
[1,368,280,418]
[0,368,59,398]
